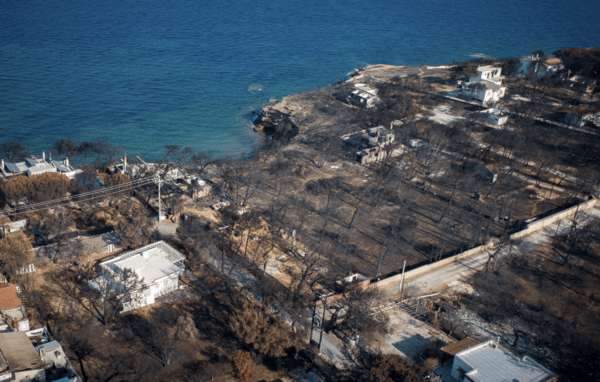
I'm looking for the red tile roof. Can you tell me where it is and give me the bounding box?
[0,284,22,311]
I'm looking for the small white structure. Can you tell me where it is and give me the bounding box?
[348,83,379,108]
[336,273,369,290]
[184,176,211,200]
[164,167,187,181]
[89,241,185,311]
[211,200,230,211]
[478,108,508,126]
[408,139,424,148]
[0,219,27,238]
[451,339,556,382]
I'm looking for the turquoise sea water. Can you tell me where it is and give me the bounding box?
[1,0,599,160]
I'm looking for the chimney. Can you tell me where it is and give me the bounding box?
[65,157,69,167]
[1,159,3,170]
[42,152,45,161]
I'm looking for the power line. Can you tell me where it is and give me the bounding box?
[2,176,158,217]
[8,176,156,211]
[6,176,156,212]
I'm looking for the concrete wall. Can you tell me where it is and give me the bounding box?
[372,243,495,290]
[510,197,596,240]
[372,196,596,291]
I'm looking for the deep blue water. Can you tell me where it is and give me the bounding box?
[1,0,599,160]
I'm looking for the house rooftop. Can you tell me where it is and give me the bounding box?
[543,57,563,66]
[477,65,502,73]
[0,331,45,372]
[353,83,377,96]
[0,283,22,311]
[456,340,555,382]
[51,160,74,173]
[27,162,56,175]
[100,241,185,283]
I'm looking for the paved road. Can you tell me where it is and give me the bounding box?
[311,327,348,368]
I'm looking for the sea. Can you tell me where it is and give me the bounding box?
[1,0,599,161]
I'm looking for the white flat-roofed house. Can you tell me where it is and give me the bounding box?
[451,339,556,382]
[462,66,506,104]
[462,81,506,103]
[469,66,505,86]
[89,241,186,311]
[1,152,79,179]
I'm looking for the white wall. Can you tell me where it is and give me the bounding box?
[451,356,473,381]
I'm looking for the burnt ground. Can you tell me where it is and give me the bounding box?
[230,65,594,281]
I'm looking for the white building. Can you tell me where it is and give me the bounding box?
[451,339,556,382]
[1,152,79,179]
[90,241,186,311]
[462,66,506,104]
[348,83,379,108]
[469,66,505,86]
[462,81,506,103]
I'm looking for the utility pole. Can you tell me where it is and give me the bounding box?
[318,299,326,351]
[399,261,406,299]
[309,301,316,345]
[156,175,162,221]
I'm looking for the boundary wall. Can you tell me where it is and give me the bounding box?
[509,197,596,240]
[373,243,494,289]
[370,196,597,291]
